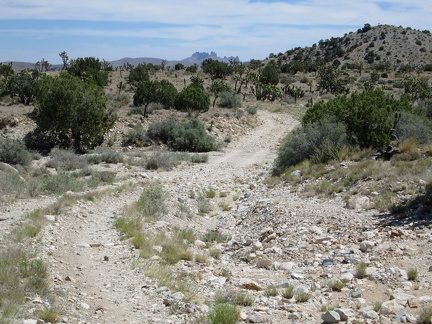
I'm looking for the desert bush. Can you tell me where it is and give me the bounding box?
[396,111,432,144]
[90,147,124,164]
[42,172,84,194]
[175,84,210,116]
[208,302,239,324]
[137,182,166,219]
[123,124,152,147]
[218,91,241,108]
[356,262,368,278]
[147,119,215,152]
[245,105,258,115]
[418,306,432,324]
[215,290,254,306]
[273,117,350,175]
[0,138,32,166]
[35,74,116,153]
[407,268,418,281]
[46,148,88,171]
[303,89,412,149]
[202,229,230,243]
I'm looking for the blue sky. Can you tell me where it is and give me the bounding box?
[0,0,430,64]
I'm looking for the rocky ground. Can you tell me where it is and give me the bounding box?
[1,108,432,324]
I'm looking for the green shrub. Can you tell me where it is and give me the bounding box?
[396,111,432,144]
[418,306,432,324]
[218,92,241,108]
[0,138,32,166]
[123,124,152,147]
[35,74,116,153]
[147,119,215,152]
[137,182,166,219]
[91,147,124,164]
[46,148,88,171]
[273,117,350,175]
[303,89,412,149]
[175,84,210,116]
[245,105,258,115]
[42,172,83,194]
[208,302,239,324]
[202,229,230,243]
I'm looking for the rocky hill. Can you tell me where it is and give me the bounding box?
[272,24,432,71]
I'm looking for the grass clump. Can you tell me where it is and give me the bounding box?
[46,148,88,171]
[281,285,294,299]
[327,279,345,292]
[215,290,254,306]
[37,308,61,323]
[137,182,166,219]
[0,248,49,321]
[266,287,278,297]
[12,225,40,242]
[208,302,240,324]
[207,188,216,198]
[295,292,311,303]
[0,138,32,166]
[202,229,230,244]
[407,268,419,281]
[418,306,432,324]
[356,262,368,279]
[197,191,212,214]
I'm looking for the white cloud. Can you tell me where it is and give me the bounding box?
[0,0,430,62]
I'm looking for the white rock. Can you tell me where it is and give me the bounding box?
[380,300,404,315]
[359,241,374,252]
[335,308,355,321]
[322,310,340,323]
[80,302,90,310]
[194,240,206,249]
[340,272,354,282]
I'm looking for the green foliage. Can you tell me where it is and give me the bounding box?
[148,119,214,152]
[202,229,230,243]
[260,62,280,85]
[0,138,32,166]
[186,64,198,73]
[317,65,349,95]
[174,63,184,71]
[208,302,239,324]
[209,80,230,107]
[218,91,241,108]
[123,124,151,147]
[128,63,150,83]
[137,182,166,219]
[250,81,281,101]
[396,111,432,144]
[418,306,432,324]
[273,117,350,175]
[3,69,41,105]
[403,76,432,100]
[68,57,109,87]
[303,89,412,149]
[282,84,305,103]
[175,84,210,116]
[35,74,116,153]
[133,79,177,116]
[407,268,418,281]
[46,148,88,171]
[202,58,232,79]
